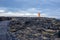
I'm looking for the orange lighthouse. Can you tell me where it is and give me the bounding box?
[37,12,40,17]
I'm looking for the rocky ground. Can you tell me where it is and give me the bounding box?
[0,17,60,40]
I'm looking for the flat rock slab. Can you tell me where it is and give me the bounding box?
[0,21,10,40]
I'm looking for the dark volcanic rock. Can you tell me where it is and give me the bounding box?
[0,17,11,21]
[8,17,60,40]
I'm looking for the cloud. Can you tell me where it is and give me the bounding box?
[0,10,5,13]
[0,0,60,9]
[0,8,45,17]
[0,0,60,19]
[41,13,47,17]
[0,7,60,19]
[0,12,37,17]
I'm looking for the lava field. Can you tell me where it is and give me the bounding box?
[0,17,60,40]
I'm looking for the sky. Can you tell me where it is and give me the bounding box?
[0,0,60,18]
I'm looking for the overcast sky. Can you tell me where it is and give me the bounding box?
[0,0,60,18]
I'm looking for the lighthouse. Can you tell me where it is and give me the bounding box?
[37,12,40,17]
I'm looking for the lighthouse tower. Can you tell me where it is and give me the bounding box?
[37,12,40,17]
